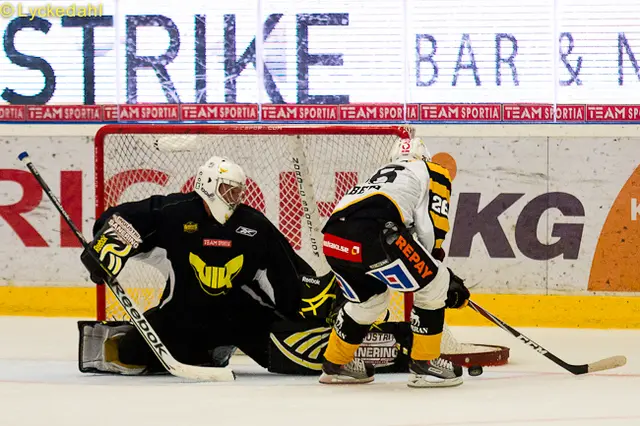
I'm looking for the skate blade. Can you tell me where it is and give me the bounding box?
[319,372,374,385]
[407,374,463,388]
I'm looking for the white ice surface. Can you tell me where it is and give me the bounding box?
[1,316,639,426]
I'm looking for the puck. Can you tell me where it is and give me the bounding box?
[468,365,483,376]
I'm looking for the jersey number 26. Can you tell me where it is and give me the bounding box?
[431,194,449,216]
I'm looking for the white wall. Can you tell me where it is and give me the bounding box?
[1,124,639,295]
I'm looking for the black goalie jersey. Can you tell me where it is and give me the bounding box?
[94,192,312,319]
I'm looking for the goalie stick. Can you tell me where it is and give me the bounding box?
[468,300,627,374]
[287,135,332,276]
[18,151,235,382]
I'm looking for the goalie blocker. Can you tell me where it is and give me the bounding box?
[80,214,141,284]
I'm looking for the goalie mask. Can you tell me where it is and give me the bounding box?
[195,156,247,225]
[389,138,432,163]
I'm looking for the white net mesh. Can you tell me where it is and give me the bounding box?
[96,125,412,322]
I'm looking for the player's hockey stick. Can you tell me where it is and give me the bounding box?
[467,299,627,374]
[18,152,235,382]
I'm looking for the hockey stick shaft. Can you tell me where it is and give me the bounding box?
[468,299,626,374]
[287,136,331,276]
[18,152,234,381]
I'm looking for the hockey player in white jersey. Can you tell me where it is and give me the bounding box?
[319,138,470,388]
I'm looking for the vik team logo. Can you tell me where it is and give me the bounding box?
[189,253,243,296]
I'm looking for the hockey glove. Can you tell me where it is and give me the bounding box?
[299,272,338,321]
[80,214,142,284]
[445,268,470,309]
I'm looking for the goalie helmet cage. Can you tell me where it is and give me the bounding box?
[94,123,508,367]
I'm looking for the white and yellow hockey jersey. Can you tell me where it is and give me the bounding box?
[329,158,452,252]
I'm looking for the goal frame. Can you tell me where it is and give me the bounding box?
[93,124,415,321]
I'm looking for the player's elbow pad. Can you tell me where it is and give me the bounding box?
[81,214,142,284]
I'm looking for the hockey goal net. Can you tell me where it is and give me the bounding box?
[94,124,508,367]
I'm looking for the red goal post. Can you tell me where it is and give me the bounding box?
[93,123,508,367]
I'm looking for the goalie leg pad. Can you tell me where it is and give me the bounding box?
[268,320,331,375]
[78,321,147,375]
[268,320,416,374]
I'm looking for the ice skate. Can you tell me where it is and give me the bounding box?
[319,358,375,384]
[407,357,463,388]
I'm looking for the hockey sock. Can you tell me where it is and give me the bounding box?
[324,330,361,365]
[323,307,370,365]
[410,306,445,361]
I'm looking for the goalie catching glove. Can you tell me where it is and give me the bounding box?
[80,214,142,284]
[298,272,338,321]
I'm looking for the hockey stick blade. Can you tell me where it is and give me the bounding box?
[467,300,627,375]
[19,151,235,382]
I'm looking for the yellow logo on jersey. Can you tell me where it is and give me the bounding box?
[183,222,198,233]
[189,253,243,296]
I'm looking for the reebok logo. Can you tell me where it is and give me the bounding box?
[301,275,320,286]
[235,226,257,237]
